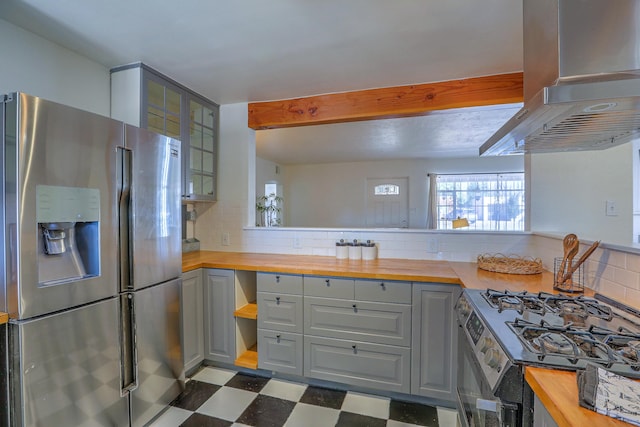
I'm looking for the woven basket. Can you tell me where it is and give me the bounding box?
[477,253,543,275]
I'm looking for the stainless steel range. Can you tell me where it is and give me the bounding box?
[455,288,640,427]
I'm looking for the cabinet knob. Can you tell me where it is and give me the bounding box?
[276,334,281,342]
[352,344,357,350]
[275,275,280,283]
[325,279,330,286]
[276,296,280,303]
[352,304,357,310]
[380,282,385,290]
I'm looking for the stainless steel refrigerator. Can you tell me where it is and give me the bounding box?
[0,92,184,427]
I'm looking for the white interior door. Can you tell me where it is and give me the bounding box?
[366,178,409,228]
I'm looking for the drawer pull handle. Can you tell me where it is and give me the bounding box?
[275,275,280,283]
[276,297,281,303]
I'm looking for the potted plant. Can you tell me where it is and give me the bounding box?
[256,193,283,227]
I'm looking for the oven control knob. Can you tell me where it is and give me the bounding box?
[479,337,494,353]
[484,348,503,370]
[457,299,471,316]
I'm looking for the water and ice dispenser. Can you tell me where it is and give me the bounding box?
[36,185,100,286]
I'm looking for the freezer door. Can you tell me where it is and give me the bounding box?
[9,298,128,427]
[124,125,181,290]
[4,93,122,319]
[129,278,184,427]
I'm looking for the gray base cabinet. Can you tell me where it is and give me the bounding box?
[304,335,410,393]
[304,296,411,347]
[411,283,461,402]
[182,269,204,373]
[256,272,304,375]
[257,329,303,375]
[204,269,236,364]
[303,276,412,393]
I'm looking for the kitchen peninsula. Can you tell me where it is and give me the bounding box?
[182,251,634,427]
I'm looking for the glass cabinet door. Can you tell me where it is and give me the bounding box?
[146,79,181,139]
[141,68,218,201]
[188,99,217,199]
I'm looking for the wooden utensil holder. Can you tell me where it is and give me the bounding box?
[553,257,584,293]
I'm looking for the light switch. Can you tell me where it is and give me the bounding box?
[606,200,618,216]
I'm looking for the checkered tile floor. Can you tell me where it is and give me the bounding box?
[149,366,458,427]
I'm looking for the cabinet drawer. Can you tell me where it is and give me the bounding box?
[257,272,303,295]
[258,329,302,376]
[355,279,411,304]
[304,335,410,393]
[304,276,354,299]
[257,292,303,333]
[304,297,411,346]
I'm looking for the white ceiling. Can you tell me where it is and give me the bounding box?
[0,0,524,162]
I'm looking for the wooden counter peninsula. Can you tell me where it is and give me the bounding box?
[526,366,637,427]
[180,251,617,427]
[182,250,461,284]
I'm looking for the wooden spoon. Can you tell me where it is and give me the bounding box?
[556,234,578,285]
[562,240,600,284]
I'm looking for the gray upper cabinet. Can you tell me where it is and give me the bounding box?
[110,63,219,202]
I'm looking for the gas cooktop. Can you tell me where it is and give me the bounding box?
[458,288,640,381]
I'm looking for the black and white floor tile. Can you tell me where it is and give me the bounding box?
[150,366,458,427]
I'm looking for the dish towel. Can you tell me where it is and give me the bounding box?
[577,363,640,426]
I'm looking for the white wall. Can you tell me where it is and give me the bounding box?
[529,143,633,246]
[282,155,524,228]
[0,19,110,116]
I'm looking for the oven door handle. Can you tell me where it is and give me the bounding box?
[476,398,499,413]
[476,399,519,427]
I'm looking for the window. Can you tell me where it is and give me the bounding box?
[373,184,400,196]
[257,183,283,227]
[435,173,525,231]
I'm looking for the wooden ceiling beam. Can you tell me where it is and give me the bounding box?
[248,72,523,130]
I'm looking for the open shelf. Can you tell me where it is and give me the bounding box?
[234,302,257,320]
[234,344,258,369]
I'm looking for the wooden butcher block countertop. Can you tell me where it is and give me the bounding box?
[182,250,461,284]
[182,251,612,426]
[0,312,7,325]
[526,367,637,427]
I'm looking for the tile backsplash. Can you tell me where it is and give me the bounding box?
[195,210,640,309]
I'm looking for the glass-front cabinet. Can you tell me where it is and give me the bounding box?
[188,99,217,198]
[111,63,219,202]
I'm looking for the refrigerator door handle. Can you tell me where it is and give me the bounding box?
[120,293,138,395]
[117,146,133,292]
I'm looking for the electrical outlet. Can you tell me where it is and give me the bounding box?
[606,200,618,216]
[427,238,439,253]
[293,235,302,248]
[222,232,230,246]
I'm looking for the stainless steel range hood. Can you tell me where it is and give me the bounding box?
[480,0,640,156]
